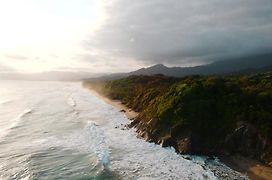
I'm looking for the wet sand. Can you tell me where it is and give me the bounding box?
[221,155,272,180]
[86,87,138,120]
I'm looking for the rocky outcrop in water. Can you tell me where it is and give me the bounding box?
[129,117,272,167]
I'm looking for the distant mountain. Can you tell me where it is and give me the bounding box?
[0,71,104,81]
[229,64,272,75]
[130,53,272,76]
[89,53,272,80]
[191,53,272,75]
[128,64,169,76]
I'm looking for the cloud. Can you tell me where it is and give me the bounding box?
[0,63,15,73]
[5,55,28,60]
[75,52,146,73]
[83,0,272,67]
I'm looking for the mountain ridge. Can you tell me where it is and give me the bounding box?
[89,53,272,80]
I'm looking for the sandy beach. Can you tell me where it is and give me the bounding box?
[86,87,138,120]
[221,155,272,180]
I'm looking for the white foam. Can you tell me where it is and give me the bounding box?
[18,109,32,118]
[0,82,241,179]
[86,121,110,166]
[67,97,76,107]
[61,84,218,179]
[44,120,110,168]
[105,122,217,179]
[81,107,217,179]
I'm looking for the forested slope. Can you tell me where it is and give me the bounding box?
[83,72,272,166]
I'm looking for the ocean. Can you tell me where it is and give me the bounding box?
[0,80,244,179]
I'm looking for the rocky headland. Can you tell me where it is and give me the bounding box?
[83,72,272,179]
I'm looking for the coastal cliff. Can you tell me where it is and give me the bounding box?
[83,72,272,167]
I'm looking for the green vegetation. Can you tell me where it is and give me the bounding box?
[83,72,272,165]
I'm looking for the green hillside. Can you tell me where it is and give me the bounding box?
[83,72,272,166]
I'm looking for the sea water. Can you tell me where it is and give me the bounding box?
[0,80,244,179]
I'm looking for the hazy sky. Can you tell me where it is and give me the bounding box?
[0,0,272,73]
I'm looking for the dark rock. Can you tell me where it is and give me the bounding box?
[207,156,216,161]
[159,136,175,147]
[223,123,271,163]
[127,107,271,167]
[176,137,192,153]
[128,118,141,128]
[120,109,126,113]
[182,156,192,160]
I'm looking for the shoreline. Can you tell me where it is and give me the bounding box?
[85,86,272,180]
[220,155,272,180]
[86,87,138,120]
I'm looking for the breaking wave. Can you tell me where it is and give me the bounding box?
[46,120,110,169]
[0,99,12,105]
[0,108,32,139]
[86,121,110,167]
[0,81,246,179]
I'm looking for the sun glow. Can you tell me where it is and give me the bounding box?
[0,0,106,72]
